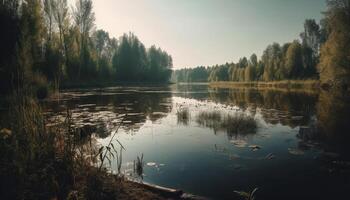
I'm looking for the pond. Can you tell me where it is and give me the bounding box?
[44,84,350,200]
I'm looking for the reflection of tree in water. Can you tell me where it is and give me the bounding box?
[298,90,350,156]
[173,84,210,100]
[209,88,318,128]
[45,87,173,139]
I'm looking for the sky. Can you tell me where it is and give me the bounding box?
[68,0,326,69]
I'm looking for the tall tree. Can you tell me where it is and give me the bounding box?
[73,0,95,80]
[285,41,303,79]
[300,19,321,57]
[0,0,21,93]
[319,0,350,88]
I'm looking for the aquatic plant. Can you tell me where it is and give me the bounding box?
[134,154,145,179]
[196,110,222,128]
[196,111,257,137]
[176,107,190,125]
[222,114,257,137]
[234,187,259,200]
[98,121,125,171]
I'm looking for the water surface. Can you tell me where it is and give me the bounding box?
[45,85,350,200]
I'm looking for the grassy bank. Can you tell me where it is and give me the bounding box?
[209,80,320,93]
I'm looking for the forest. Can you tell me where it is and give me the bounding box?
[0,0,173,98]
[173,0,350,89]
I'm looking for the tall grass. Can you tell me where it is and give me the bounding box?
[176,107,190,125]
[222,114,257,136]
[0,91,125,199]
[196,110,222,132]
[0,91,74,199]
[134,154,144,180]
[196,111,257,137]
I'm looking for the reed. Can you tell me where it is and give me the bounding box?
[196,111,257,137]
[176,107,190,125]
[0,91,127,199]
[134,154,145,179]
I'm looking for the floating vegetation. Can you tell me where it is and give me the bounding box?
[147,162,157,167]
[176,107,190,125]
[146,162,165,171]
[230,140,248,148]
[288,148,305,155]
[248,145,261,151]
[264,153,276,160]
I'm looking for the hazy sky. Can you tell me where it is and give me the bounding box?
[69,0,326,69]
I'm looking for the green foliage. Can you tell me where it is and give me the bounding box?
[0,92,74,199]
[0,0,21,93]
[174,37,319,83]
[285,41,303,79]
[112,33,172,83]
[0,0,174,96]
[318,0,350,88]
[173,66,209,82]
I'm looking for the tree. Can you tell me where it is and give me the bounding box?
[0,0,21,93]
[262,43,282,81]
[284,41,303,79]
[300,19,321,57]
[318,0,350,88]
[73,0,96,80]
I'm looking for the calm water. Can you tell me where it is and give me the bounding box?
[44,85,350,200]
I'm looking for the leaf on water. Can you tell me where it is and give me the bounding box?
[230,140,248,148]
[229,154,240,160]
[265,153,276,160]
[146,162,157,167]
[248,145,261,151]
[234,191,250,198]
[288,148,304,155]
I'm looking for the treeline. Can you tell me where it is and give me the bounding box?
[174,0,350,89]
[0,0,173,97]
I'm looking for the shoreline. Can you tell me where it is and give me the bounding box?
[59,81,174,90]
[209,80,319,89]
[208,80,320,94]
